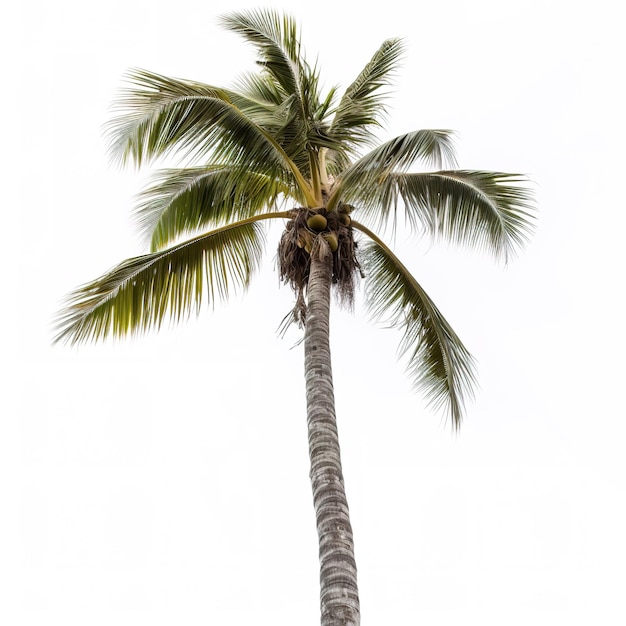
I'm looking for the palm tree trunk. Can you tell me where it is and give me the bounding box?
[304,239,360,626]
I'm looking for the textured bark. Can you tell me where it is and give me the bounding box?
[304,239,360,626]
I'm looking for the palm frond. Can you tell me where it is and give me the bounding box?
[219,10,303,99]
[231,72,289,118]
[329,38,404,160]
[222,11,332,171]
[356,224,476,427]
[226,73,312,176]
[106,69,316,206]
[105,70,277,168]
[328,129,457,212]
[135,166,292,250]
[54,220,267,345]
[395,170,535,260]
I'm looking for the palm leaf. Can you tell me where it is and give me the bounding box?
[223,11,331,171]
[134,166,291,250]
[356,223,476,427]
[329,38,404,161]
[106,69,316,206]
[54,220,267,345]
[232,73,307,147]
[328,129,457,213]
[233,72,285,107]
[106,70,281,167]
[230,72,291,124]
[395,170,535,259]
[219,10,303,99]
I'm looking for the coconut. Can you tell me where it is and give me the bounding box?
[323,232,339,252]
[307,213,328,231]
[338,213,351,226]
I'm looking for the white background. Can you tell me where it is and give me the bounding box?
[3,0,625,624]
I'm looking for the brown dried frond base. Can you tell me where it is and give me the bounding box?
[278,208,361,323]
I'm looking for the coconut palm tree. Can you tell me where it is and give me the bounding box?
[54,9,534,626]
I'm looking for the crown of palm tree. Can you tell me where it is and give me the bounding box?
[54,9,534,427]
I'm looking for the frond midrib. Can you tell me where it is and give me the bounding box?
[352,219,469,422]
[111,89,317,207]
[74,211,292,319]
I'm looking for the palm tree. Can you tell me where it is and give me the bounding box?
[54,10,534,626]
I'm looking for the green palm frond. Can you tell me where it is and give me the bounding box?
[231,72,289,121]
[223,11,331,171]
[54,220,267,345]
[219,10,303,99]
[329,38,404,160]
[395,170,535,259]
[106,70,279,168]
[233,72,284,106]
[328,129,457,213]
[106,69,316,206]
[227,73,312,176]
[135,167,292,251]
[356,223,476,427]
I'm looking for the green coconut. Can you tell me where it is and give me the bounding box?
[338,213,352,226]
[307,213,328,232]
[323,232,339,252]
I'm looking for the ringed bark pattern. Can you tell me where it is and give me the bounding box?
[304,239,360,626]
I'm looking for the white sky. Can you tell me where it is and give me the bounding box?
[3,0,625,624]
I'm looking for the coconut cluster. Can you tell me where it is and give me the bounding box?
[278,205,360,309]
